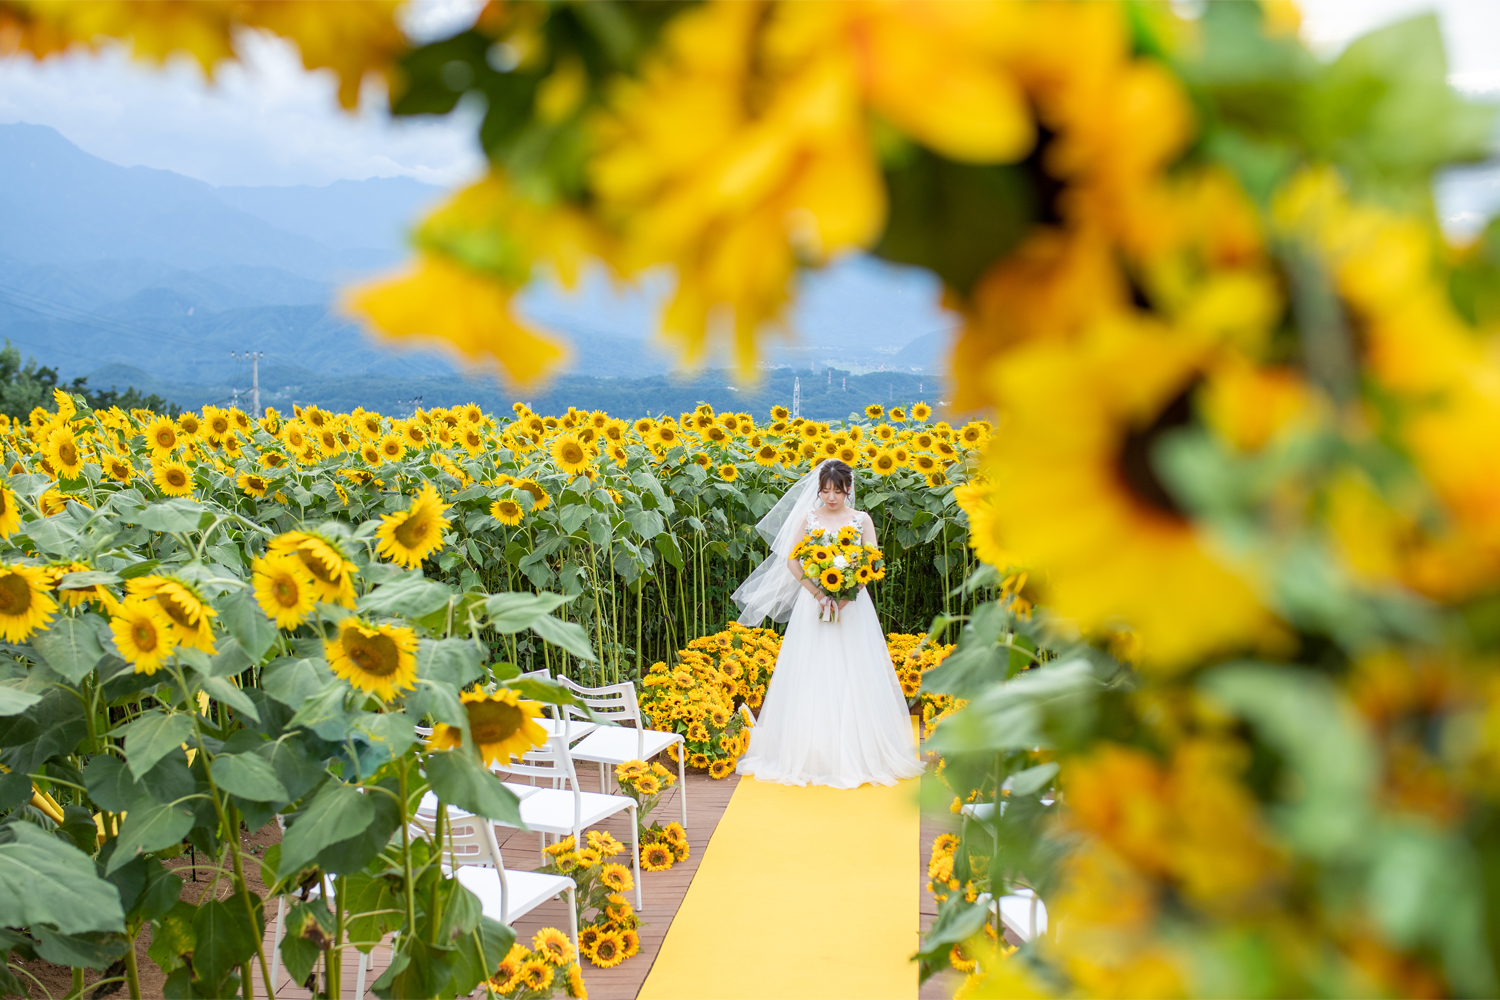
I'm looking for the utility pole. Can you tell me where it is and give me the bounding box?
[792,377,801,420]
[232,351,264,418]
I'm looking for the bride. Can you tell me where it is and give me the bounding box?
[732,459,924,788]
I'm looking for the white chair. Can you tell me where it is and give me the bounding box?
[519,668,600,744]
[557,677,688,830]
[412,803,579,951]
[267,874,377,997]
[492,734,643,911]
[975,889,1048,942]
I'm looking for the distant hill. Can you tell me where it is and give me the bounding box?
[890,329,952,373]
[0,122,952,412]
[83,362,945,422]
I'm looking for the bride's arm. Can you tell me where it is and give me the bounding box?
[788,555,829,609]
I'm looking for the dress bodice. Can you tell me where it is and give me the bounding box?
[807,508,870,543]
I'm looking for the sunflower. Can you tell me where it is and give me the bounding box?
[127,575,217,652]
[871,450,898,475]
[587,830,625,856]
[326,617,419,700]
[865,404,885,419]
[268,531,358,607]
[176,412,201,439]
[836,445,860,466]
[0,486,19,540]
[512,479,551,511]
[687,721,709,742]
[532,927,574,966]
[0,563,55,642]
[716,463,739,482]
[566,962,587,999]
[251,554,317,629]
[549,433,591,475]
[708,706,731,727]
[635,773,662,796]
[709,759,735,779]
[153,459,194,497]
[144,415,179,455]
[984,321,1273,669]
[589,931,625,969]
[577,926,601,960]
[260,451,288,471]
[375,482,451,568]
[855,565,874,584]
[604,893,635,924]
[281,422,308,452]
[491,498,525,526]
[237,471,270,498]
[619,930,639,959]
[401,421,428,448]
[615,760,649,780]
[109,595,177,674]
[911,402,932,421]
[48,561,103,608]
[599,863,633,893]
[927,471,948,488]
[102,454,135,483]
[889,406,907,421]
[377,433,406,461]
[205,408,232,440]
[521,960,554,991]
[45,427,84,479]
[426,688,547,766]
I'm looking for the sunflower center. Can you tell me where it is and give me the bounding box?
[167,469,187,488]
[468,699,523,745]
[345,632,400,677]
[58,442,78,466]
[0,574,31,616]
[159,593,195,629]
[296,547,337,584]
[1116,385,1195,520]
[562,444,583,463]
[272,576,300,608]
[132,620,158,651]
[393,513,431,549]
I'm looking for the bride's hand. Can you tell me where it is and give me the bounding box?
[837,598,850,610]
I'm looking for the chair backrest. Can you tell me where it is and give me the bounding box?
[491,735,583,831]
[558,677,638,724]
[418,807,515,921]
[518,667,552,681]
[558,677,644,757]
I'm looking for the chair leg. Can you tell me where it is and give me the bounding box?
[629,804,642,911]
[678,747,687,830]
[599,762,607,795]
[268,896,286,994]
[353,945,367,1000]
[566,884,579,953]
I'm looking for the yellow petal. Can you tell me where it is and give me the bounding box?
[341,255,568,388]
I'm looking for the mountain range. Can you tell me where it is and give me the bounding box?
[0,122,955,416]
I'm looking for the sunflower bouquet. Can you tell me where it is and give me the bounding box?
[534,832,641,969]
[487,928,588,1000]
[791,524,885,622]
[614,760,690,870]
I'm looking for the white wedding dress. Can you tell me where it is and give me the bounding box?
[735,507,924,789]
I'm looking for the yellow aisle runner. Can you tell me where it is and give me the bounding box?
[639,777,919,1000]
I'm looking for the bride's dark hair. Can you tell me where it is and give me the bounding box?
[818,460,853,497]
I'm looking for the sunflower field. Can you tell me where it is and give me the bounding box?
[0,389,972,997]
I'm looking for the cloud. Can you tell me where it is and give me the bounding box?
[0,27,484,188]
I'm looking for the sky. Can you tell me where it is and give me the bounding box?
[0,0,1496,192]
